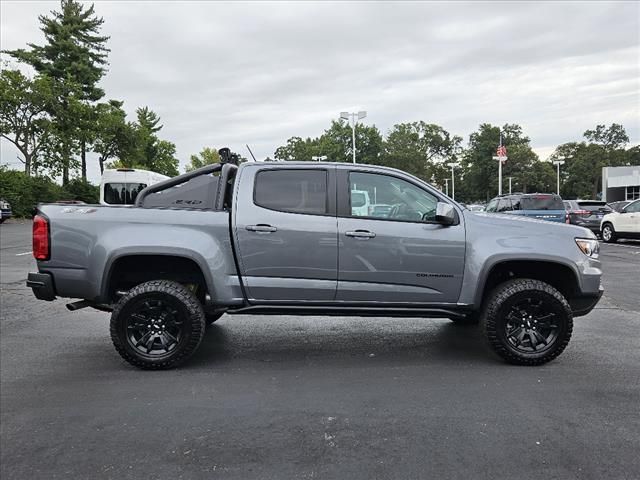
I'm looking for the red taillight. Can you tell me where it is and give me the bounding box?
[568,209,590,216]
[33,215,50,260]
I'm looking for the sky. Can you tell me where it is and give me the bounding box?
[1,0,639,184]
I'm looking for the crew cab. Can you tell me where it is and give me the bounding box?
[27,153,603,369]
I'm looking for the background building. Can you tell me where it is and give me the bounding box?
[602,166,640,202]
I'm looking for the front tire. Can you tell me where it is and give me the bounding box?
[110,280,205,369]
[601,223,617,243]
[482,279,573,366]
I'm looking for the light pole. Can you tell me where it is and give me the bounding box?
[447,162,458,200]
[552,160,565,195]
[492,133,508,195]
[340,111,367,163]
[312,155,327,162]
[444,178,449,196]
[508,177,512,194]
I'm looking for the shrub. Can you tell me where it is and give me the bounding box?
[0,168,99,217]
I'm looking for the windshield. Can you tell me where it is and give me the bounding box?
[578,202,612,213]
[104,182,147,205]
[521,195,564,211]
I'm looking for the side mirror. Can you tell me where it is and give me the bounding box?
[435,202,455,226]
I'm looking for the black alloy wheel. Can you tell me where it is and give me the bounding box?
[110,280,205,369]
[503,297,560,354]
[125,298,184,356]
[483,279,573,365]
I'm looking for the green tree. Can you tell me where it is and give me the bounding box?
[382,122,462,183]
[0,69,54,176]
[5,0,110,184]
[113,107,178,176]
[93,100,134,174]
[462,123,550,201]
[584,123,629,150]
[274,120,383,164]
[274,136,320,161]
[318,120,383,165]
[186,147,221,172]
[551,124,632,199]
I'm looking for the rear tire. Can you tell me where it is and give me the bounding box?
[601,223,617,243]
[482,279,573,366]
[110,280,205,369]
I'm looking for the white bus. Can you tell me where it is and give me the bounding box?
[99,169,170,205]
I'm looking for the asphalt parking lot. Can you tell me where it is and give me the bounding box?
[1,220,639,480]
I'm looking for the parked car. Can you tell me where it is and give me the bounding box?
[350,189,371,216]
[27,158,602,369]
[100,168,170,205]
[600,199,640,243]
[484,193,565,222]
[0,199,12,224]
[467,204,485,212]
[564,200,612,235]
[369,204,393,218]
[607,200,632,213]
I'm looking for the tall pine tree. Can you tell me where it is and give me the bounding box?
[5,0,110,184]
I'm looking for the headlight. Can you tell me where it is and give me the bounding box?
[575,238,599,258]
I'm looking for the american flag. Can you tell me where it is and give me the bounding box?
[497,145,507,157]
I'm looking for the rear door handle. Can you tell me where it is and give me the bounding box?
[345,230,376,239]
[246,224,277,233]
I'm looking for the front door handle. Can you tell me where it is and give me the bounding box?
[246,224,277,233]
[345,230,376,239]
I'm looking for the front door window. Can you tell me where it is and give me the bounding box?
[349,172,438,222]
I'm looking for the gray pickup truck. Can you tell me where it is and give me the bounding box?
[28,156,603,369]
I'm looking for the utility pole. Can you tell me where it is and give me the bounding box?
[552,160,565,195]
[447,162,458,200]
[340,111,367,163]
[444,178,449,196]
[492,132,508,195]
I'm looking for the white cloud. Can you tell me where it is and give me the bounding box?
[1,0,638,183]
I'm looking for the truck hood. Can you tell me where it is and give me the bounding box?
[465,211,596,239]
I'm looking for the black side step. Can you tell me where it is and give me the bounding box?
[225,305,468,319]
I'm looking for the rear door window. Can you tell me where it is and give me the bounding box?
[254,169,328,215]
[521,195,564,211]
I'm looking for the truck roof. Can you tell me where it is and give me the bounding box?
[241,161,410,176]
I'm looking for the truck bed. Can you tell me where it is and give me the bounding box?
[35,204,243,305]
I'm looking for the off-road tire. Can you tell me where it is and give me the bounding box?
[601,223,617,243]
[205,311,224,325]
[110,280,205,369]
[482,279,573,366]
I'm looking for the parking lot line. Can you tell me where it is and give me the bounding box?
[15,252,32,256]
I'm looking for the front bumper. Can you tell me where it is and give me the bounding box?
[26,272,56,301]
[569,286,604,317]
